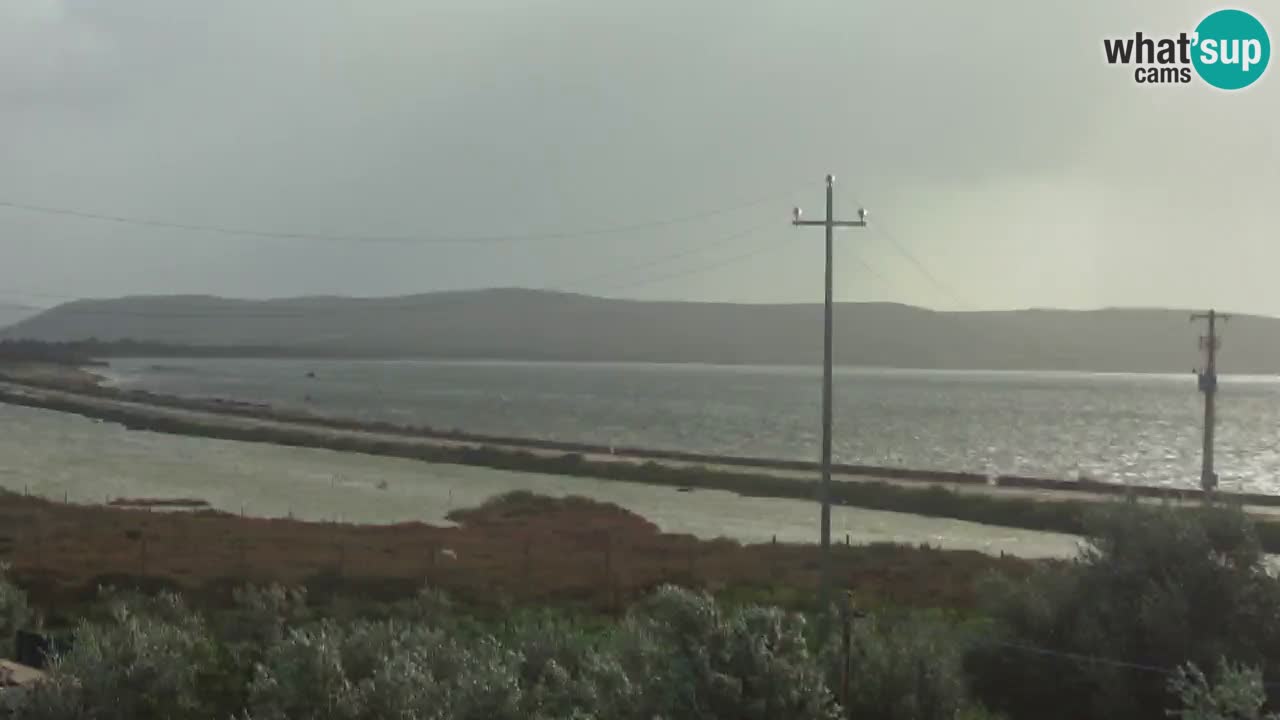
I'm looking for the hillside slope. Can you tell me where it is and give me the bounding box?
[3,289,1274,373]
[0,302,41,331]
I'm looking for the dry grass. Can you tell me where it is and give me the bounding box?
[0,490,1029,616]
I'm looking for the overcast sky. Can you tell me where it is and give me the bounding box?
[2,0,1277,313]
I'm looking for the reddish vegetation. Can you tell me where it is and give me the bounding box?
[0,490,1029,614]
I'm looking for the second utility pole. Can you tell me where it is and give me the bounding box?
[1192,309,1229,492]
[792,175,867,619]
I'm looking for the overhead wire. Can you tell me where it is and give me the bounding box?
[0,179,988,322]
[973,637,1280,691]
[550,220,775,291]
[601,235,785,294]
[0,182,812,317]
[869,220,971,308]
[0,218,788,319]
[0,184,796,246]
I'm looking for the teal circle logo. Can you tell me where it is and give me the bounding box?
[1192,9,1270,90]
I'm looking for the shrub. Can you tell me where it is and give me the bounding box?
[227,584,310,647]
[828,612,970,720]
[0,564,31,657]
[3,592,217,720]
[966,502,1280,720]
[246,620,524,720]
[618,585,839,720]
[1169,660,1278,720]
[244,621,360,720]
[497,610,629,718]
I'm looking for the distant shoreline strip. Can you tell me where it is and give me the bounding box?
[0,371,1269,509]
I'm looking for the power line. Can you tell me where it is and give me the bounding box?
[814,185,1076,373]
[869,220,971,308]
[0,187,794,246]
[0,222,785,319]
[597,236,785,294]
[833,180,971,308]
[977,638,1280,691]
[980,639,1175,676]
[847,250,890,288]
[551,220,773,290]
[0,236,887,320]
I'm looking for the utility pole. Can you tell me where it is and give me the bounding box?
[1191,309,1229,492]
[792,175,867,619]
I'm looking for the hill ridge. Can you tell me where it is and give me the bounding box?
[3,289,1274,373]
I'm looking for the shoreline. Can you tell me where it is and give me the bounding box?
[7,363,1280,551]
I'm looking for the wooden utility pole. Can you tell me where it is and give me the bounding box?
[1192,309,1229,492]
[792,175,867,619]
[838,590,865,707]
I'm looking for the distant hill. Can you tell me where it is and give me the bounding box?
[2,289,1275,373]
[0,303,40,331]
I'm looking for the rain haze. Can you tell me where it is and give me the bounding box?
[1,0,1277,312]
[8,6,1280,714]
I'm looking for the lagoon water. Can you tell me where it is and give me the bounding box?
[103,358,1280,494]
[0,403,1080,558]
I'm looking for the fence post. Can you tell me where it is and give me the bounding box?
[523,540,531,588]
[840,594,852,708]
[32,516,42,570]
[603,532,612,582]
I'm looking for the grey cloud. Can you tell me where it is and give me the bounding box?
[1,0,1277,313]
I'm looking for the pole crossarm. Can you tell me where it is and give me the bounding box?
[792,220,868,228]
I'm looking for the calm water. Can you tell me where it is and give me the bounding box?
[0,404,1079,558]
[102,358,1280,494]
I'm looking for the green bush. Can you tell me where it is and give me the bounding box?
[246,619,525,720]
[966,502,1280,720]
[499,610,630,719]
[4,592,218,720]
[29,557,1280,720]
[619,585,840,720]
[226,584,311,648]
[1169,660,1279,720]
[0,564,31,658]
[828,612,971,720]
